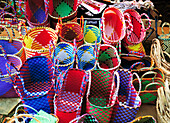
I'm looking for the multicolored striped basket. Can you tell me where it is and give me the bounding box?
[97,44,121,73]
[0,45,22,98]
[77,44,97,71]
[54,68,88,123]
[14,56,55,114]
[158,22,170,53]
[101,6,126,45]
[111,69,141,123]
[19,0,50,27]
[48,0,79,29]
[23,27,58,59]
[123,9,151,45]
[70,113,99,123]
[59,22,84,47]
[86,70,120,123]
[54,42,76,76]
[0,25,26,63]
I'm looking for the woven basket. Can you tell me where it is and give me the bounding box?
[0,25,26,63]
[101,6,126,44]
[123,9,151,45]
[111,69,141,123]
[19,0,50,27]
[59,22,84,47]
[77,44,97,71]
[48,0,79,29]
[86,70,119,123]
[97,44,121,73]
[158,22,170,53]
[23,27,58,59]
[54,42,76,76]
[14,56,55,114]
[54,68,88,123]
[0,45,22,98]
[130,115,156,123]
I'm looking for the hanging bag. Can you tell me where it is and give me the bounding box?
[86,70,120,123]
[111,69,141,123]
[0,45,22,98]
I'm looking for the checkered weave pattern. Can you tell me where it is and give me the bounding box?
[102,6,126,44]
[14,56,55,113]
[86,70,118,123]
[111,69,141,123]
[84,25,101,47]
[77,44,97,71]
[123,9,151,45]
[54,42,75,76]
[98,44,121,72]
[21,0,49,27]
[23,27,58,59]
[59,22,84,47]
[54,68,88,123]
[0,53,21,97]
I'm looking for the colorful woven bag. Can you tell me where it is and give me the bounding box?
[0,45,22,98]
[158,22,170,53]
[48,0,79,29]
[54,42,76,76]
[54,68,88,123]
[59,21,84,47]
[120,52,154,71]
[13,56,55,114]
[97,44,121,73]
[84,20,101,48]
[123,9,151,45]
[133,70,165,104]
[101,6,126,45]
[77,44,97,71]
[130,115,156,123]
[110,69,141,123]
[86,70,120,123]
[23,27,58,59]
[19,0,49,27]
[70,113,99,123]
[0,25,26,63]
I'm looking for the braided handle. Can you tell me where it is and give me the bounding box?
[129,62,145,71]
[141,13,151,32]
[144,82,165,91]
[141,71,157,79]
[1,4,17,17]
[18,21,27,40]
[0,45,7,60]
[161,22,170,34]
[132,72,141,96]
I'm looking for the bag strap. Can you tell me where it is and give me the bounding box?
[132,72,141,96]
[18,21,27,40]
[1,4,17,17]
[141,71,157,79]
[144,82,165,91]
[140,13,151,32]
[129,62,145,71]
[161,22,170,34]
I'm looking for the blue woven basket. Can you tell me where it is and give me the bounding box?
[77,44,97,71]
[54,42,76,77]
[14,56,55,114]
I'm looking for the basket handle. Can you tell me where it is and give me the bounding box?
[141,71,157,79]
[124,12,133,42]
[144,81,165,91]
[1,4,17,17]
[18,20,27,40]
[0,45,7,60]
[132,72,141,95]
[80,72,89,97]
[0,24,12,42]
[80,15,84,32]
[161,22,170,34]
[140,13,151,32]
[129,62,145,71]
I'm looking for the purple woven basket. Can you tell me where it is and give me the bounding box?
[0,45,22,98]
